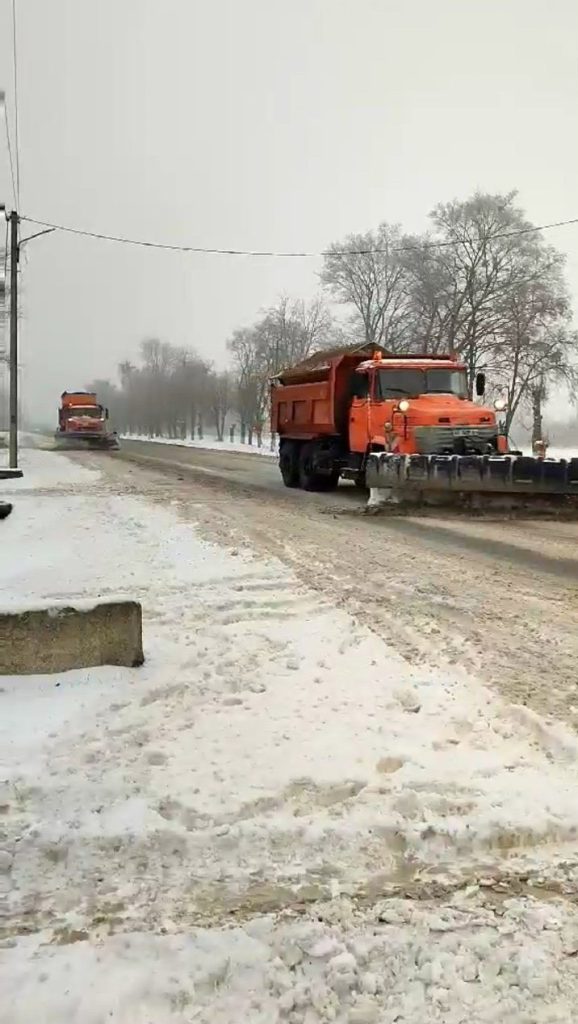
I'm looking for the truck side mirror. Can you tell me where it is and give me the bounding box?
[105,408,109,418]
[475,372,486,397]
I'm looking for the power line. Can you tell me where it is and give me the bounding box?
[19,214,578,259]
[11,0,21,205]
[1,103,18,209]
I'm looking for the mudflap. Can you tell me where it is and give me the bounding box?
[365,452,578,514]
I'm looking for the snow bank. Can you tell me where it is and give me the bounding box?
[4,893,578,1024]
[521,445,578,460]
[0,446,99,491]
[4,449,578,1021]
[122,432,279,457]
[545,446,578,460]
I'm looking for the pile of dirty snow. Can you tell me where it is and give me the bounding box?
[3,894,578,1023]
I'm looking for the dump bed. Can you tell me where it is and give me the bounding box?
[272,345,378,440]
[61,391,98,408]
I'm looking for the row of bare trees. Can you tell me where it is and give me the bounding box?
[91,190,577,445]
[87,296,338,442]
[87,342,230,442]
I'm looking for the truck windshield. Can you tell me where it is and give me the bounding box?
[63,406,103,419]
[377,368,467,399]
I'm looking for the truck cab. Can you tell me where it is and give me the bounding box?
[54,390,119,450]
[350,356,504,456]
[59,400,106,434]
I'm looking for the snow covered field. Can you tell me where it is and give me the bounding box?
[3,449,578,1022]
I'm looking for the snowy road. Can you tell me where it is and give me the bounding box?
[114,438,578,722]
[116,437,578,580]
[3,446,578,1022]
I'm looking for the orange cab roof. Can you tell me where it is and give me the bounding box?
[357,357,465,372]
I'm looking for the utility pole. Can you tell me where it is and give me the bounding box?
[8,209,18,469]
[0,197,54,476]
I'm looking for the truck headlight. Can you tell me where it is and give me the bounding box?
[398,399,410,413]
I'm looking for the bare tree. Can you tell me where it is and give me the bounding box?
[423,192,543,388]
[228,327,268,444]
[227,296,336,444]
[170,348,210,440]
[398,237,455,353]
[254,295,335,374]
[488,245,577,434]
[530,377,547,447]
[321,224,411,348]
[494,324,578,436]
[395,192,578,418]
[207,370,232,441]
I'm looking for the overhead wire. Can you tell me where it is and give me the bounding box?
[11,0,21,205]
[2,106,18,210]
[18,214,578,259]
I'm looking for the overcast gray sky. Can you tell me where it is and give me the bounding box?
[1,0,577,423]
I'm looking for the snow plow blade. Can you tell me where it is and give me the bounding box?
[53,431,120,451]
[366,453,578,508]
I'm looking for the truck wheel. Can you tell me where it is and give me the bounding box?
[299,442,339,492]
[279,442,300,488]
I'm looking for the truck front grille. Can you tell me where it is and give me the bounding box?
[414,425,497,454]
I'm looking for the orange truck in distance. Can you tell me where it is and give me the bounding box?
[271,345,578,506]
[54,391,119,450]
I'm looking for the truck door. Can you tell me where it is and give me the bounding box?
[348,370,371,453]
[374,368,418,452]
[370,369,396,451]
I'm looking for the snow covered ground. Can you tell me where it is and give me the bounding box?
[3,448,578,1022]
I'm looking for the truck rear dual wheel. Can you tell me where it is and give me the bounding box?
[299,441,339,492]
[279,440,339,492]
[279,442,300,488]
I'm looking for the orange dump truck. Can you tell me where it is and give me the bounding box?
[55,391,119,450]
[271,346,578,506]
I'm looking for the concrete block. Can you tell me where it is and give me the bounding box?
[0,600,144,675]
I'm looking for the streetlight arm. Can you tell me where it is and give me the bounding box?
[19,227,56,248]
